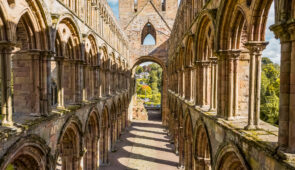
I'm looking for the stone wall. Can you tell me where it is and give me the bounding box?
[0,0,132,169]
[167,0,295,169]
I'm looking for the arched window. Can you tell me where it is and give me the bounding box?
[141,22,156,45]
[162,0,166,11]
[134,0,138,12]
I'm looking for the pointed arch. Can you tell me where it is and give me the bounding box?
[0,4,8,41]
[230,7,249,50]
[216,0,239,50]
[249,0,273,41]
[141,22,157,45]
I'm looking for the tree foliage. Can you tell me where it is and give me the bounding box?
[260,57,280,126]
[135,66,144,74]
[136,63,162,105]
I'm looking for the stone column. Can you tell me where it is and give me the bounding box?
[99,68,104,97]
[181,69,185,98]
[40,51,53,116]
[82,63,87,101]
[271,23,295,153]
[227,50,240,120]
[69,60,76,103]
[56,56,65,108]
[189,66,194,102]
[107,69,111,96]
[177,71,180,94]
[93,65,100,99]
[244,42,268,129]
[0,42,15,126]
[216,50,241,119]
[209,57,218,111]
[196,61,210,108]
[76,60,84,103]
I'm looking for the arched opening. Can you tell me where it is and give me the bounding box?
[217,152,247,170]
[184,112,193,170]
[178,106,185,168]
[260,2,280,126]
[195,15,215,110]
[194,122,212,169]
[54,18,81,108]
[99,46,109,97]
[12,13,39,115]
[58,122,81,170]
[141,23,156,45]
[2,145,48,170]
[110,104,117,151]
[84,111,100,169]
[100,107,109,164]
[84,35,99,101]
[133,61,163,121]
[161,0,166,11]
[215,144,248,170]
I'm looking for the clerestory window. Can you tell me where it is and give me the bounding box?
[141,22,156,45]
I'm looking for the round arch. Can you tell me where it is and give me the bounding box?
[56,116,83,170]
[84,108,100,169]
[53,14,82,45]
[177,104,185,167]
[184,109,194,170]
[193,119,212,169]
[215,143,249,170]
[0,135,51,170]
[100,106,110,164]
[131,56,166,72]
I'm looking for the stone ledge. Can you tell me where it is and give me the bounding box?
[0,91,128,143]
[168,91,295,169]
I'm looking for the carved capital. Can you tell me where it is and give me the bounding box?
[270,23,290,42]
[244,41,268,55]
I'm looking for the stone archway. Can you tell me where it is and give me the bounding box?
[178,105,185,168]
[0,135,50,170]
[84,110,100,169]
[215,143,248,170]
[131,56,168,124]
[110,103,117,151]
[100,106,110,165]
[184,110,193,170]
[194,120,212,169]
[57,119,82,170]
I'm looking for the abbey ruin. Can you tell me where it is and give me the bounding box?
[0,0,295,169]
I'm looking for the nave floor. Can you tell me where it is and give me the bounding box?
[100,120,179,170]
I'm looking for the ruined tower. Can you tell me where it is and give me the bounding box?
[119,0,178,62]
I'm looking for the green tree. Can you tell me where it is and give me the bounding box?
[260,57,280,126]
[148,70,158,85]
[135,66,144,74]
[150,63,160,71]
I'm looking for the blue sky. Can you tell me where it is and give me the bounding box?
[107,0,280,64]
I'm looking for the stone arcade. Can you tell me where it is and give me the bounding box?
[0,0,295,170]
